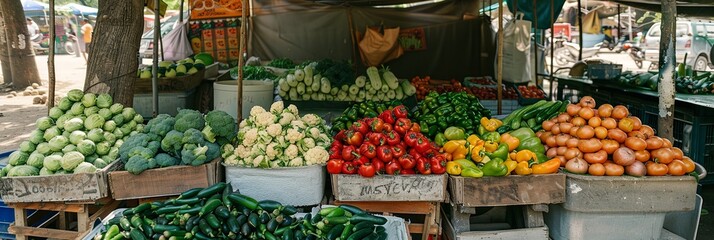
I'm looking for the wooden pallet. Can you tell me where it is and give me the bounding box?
[333,200,441,240]
[7,198,119,240]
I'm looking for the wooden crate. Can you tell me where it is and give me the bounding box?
[331,174,448,202]
[333,200,441,240]
[0,161,119,203]
[134,69,205,94]
[449,174,566,207]
[108,158,222,200]
[7,198,119,240]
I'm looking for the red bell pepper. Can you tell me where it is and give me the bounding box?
[359,143,377,159]
[376,145,393,163]
[379,109,396,124]
[327,159,344,174]
[341,145,359,161]
[358,163,376,178]
[393,105,409,119]
[385,130,400,146]
[385,161,402,175]
[394,118,412,135]
[341,162,357,174]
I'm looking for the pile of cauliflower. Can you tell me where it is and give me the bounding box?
[222,101,332,168]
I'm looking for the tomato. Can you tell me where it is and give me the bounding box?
[404,132,420,148]
[645,137,664,150]
[646,161,669,176]
[566,104,582,116]
[393,105,409,119]
[385,130,401,146]
[376,145,393,162]
[346,130,364,146]
[629,116,642,130]
[358,163,376,177]
[579,96,596,108]
[416,157,431,174]
[651,147,675,164]
[608,129,628,143]
[681,157,696,173]
[398,154,416,169]
[326,159,344,174]
[359,143,377,159]
[566,138,580,148]
[601,139,620,154]
[371,159,385,173]
[662,138,673,148]
[604,162,625,176]
[341,145,359,161]
[578,107,595,120]
[618,118,635,133]
[598,104,614,118]
[588,163,606,176]
[369,118,385,133]
[601,118,618,129]
[394,118,413,135]
[430,156,447,174]
[628,131,647,139]
[391,145,406,159]
[613,147,636,166]
[543,120,556,131]
[565,158,589,174]
[611,105,629,119]
[668,160,687,176]
[571,117,586,127]
[625,137,647,151]
[385,161,402,175]
[414,136,433,154]
[564,148,582,160]
[578,139,602,153]
[341,162,357,174]
[367,132,386,146]
[350,121,369,135]
[634,150,651,162]
[671,147,684,160]
[584,150,608,164]
[354,156,369,166]
[594,126,608,139]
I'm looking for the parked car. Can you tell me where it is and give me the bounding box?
[643,20,714,71]
[139,14,183,58]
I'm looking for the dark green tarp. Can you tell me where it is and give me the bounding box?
[506,0,567,29]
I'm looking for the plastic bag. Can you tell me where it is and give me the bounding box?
[161,20,193,61]
[495,12,532,83]
[358,26,404,66]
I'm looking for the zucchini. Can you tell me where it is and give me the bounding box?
[205,213,221,229]
[236,214,248,226]
[281,205,297,215]
[265,232,279,240]
[353,221,374,232]
[350,213,388,225]
[282,228,295,240]
[196,182,226,199]
[326,208,345,218]
[156,205,188,215]
[153,224,181,232]
[214,206,231,219]
[258,200,283,212]
[340,224,354,240]
[172,197,200,206]
[130,215,144,230]
[222,183,233,210]
[119,217,131,230]
[177,188,202,200]
[266,218,280,233]
[338,204,365,215]
[241,222,252,236]
[121,208,135,217]
[102,225,120,240]
[522,101,552,120]
[323,216,349,225]
[228,194,258,211]
[177,206,200,215]
[326,224,344,240]
[132,202,152,215]
[130,228,148,240]
[248,212,260,227]
[193,231,212,240]
[227,216,241,233]
[184,216,198,231]
[198,219,214,237]
[199,199,222,216]
[347,228,373,240]
[260,211,271,224]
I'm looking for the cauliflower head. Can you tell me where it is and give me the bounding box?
[290,120,307,130]
[250,106,266,116]
[307,127,321,139]
[285,144,299,159]
[302,114,322,127]
[278,112,296,126]
[285,104,299,116]
[286,128,304,143]
[305,147,329,165]
[270,101,284,114]
[255,112,276,127]
[266,124,283,137]
[242,128,259,146]
[265,142,281,160]
[288,157,304,167]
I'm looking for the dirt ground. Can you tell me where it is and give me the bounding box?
[0,54,87,153]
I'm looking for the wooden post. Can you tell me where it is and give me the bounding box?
[0,9,12,84]
[617,4,621,41]
[657,0,676,141]
[496,0,503,115]
[549,0,554,98]
[237,0,248,122]
[152,0,160,117]
[48,0,56,110]
[577,0,583,60]
[533,0,538,86]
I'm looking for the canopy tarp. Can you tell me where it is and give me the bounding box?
[607,0,714,16]
[62,3,98,15]
[506,0,567,29]
[21,0,48,11]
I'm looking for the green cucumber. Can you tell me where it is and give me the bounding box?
[177,206,201,215]
[347,228,373,240]
[177,188,202,200]
[198,219,213,237]
[228,194,258,210]
[156,205,189,215]
[326,208,345,218]
[350,213,387,225]
[222,183,233,210]
[119,217,131,230]
[248,212,259,227]
[199,199,222,216]
[258,200,283,212]
[266,218,280,233]
[281,205,298,215]
[353,221,374,232]
[153,224,181,232]
[323,216,349,225]
[214,206,231,219]
[205,213,221,229]
[129,228,148,240]
[340,224,354,240]
[227,216,241,234]
[338,204,365,215]
[172,197,200,206]
[326,224,344,240]
[196,182,226,199]
[132,202,152,215]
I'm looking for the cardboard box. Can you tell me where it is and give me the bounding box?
[108,159,221,200]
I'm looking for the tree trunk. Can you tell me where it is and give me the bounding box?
[0,9,13,84]
[0,0,41,89]
[84,0,144,106]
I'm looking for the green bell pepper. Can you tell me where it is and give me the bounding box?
[516,137,546,155]
[461,167,484,178]
[344,108,359,121]
[485,143,509,161]
[478,125,488,136]
[481,132,501,143]
[434,133,448,146]
[420,121,431,135]
[444,127,466,140]
[434,105,454,116]
[535,152,549,164]
[509,127,537,142]
[482,158,508,176]
[422,114,437,126]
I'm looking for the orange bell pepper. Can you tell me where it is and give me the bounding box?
[500,133,520,152]
[532,158,561,174]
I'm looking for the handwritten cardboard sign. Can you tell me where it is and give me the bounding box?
[332,174,447,201]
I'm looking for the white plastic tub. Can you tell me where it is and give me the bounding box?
[214,80,274,120]
[224,164,325,206]
[133,90,193,118]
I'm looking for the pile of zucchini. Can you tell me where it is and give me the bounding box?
[94,182,388,240]
[497,100,569,133]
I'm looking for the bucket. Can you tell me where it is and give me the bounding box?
[213,80,274,120]
[223,164,326,206]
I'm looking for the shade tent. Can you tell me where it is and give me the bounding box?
[21,0,48,11]
[608,0,714,16]
[62,3,98,15]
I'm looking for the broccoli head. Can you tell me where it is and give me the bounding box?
[205,142,221,161]
[161,130,184,155]
[144,114,176,137]
[182,128,205,145]
[203,110,237,143]
[155,153,180,167]
[119,133,152,161]
[181,144,208,166]
[174,109,205,132]
[125,155,156,175]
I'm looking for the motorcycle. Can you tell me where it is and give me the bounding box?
[30,34,48,54]
[623,42,644,69]
[30,33,78,55]
[553,41,603,66]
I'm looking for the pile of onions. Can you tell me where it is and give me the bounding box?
[537,96,697,176]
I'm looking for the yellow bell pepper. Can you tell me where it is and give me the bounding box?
[504,159,518,175]
[467,135,481,147]
[515,150,538,163]
[515,161,533,175]
[480,117,503,132]
[484,141,499,153]
[442,140,466,154]
[499,133,520,152]
[469,145,484,163]
[446,161,462,175]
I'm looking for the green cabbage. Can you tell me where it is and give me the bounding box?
[83,106,99,116]
[96,141,111,156]
[107,147,119,160]
[7,165,39,177]
[58,98,73,111]
[66,89,84,102]
[93,158,108,168]
[81,93,97,107]
[121,108,136,122]
[110,103,124,115]
[62,144,77,153]
[64,118,84,132]
[103,120,117,132]
[98,108,113,121]
[69,131,86,145]
[85,114,105,130]
[113,128,124,139]
[8,151,29,165]
[35,117,54,130]
[112,114,125,125]
[43,126,61,141]
[85,154,98,164]
[36,142,51,155]
[69,102,85,116]
[61,151,85,171]
[77,140,96,156]
[73,162,97,173]
[88,128,104,142]
[49,135,69,151]
[27,153,45,168]
[96,93,113,108]
[133,114,144,124]
[19,141,36,153]
[55,115,71,130]
[43,155,62,171]
[49,107,64,120]
[39,167,54,176]
[29,129,45,144]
